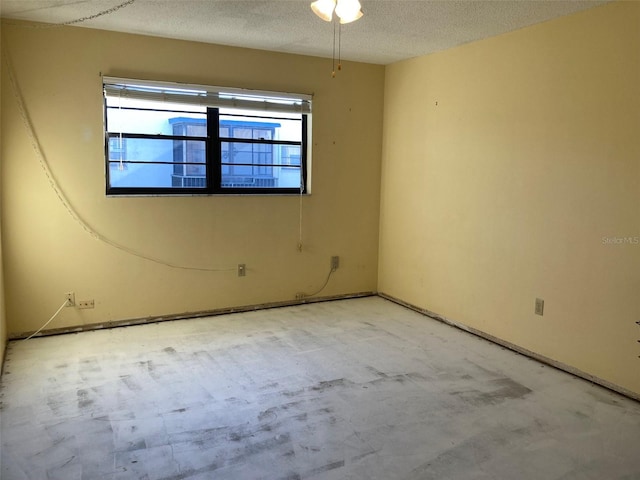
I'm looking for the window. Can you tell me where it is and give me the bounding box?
[103,77,311,195]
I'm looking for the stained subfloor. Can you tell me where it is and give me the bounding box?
[1,296,640,479]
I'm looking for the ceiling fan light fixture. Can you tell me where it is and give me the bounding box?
[310,0,337,22]
[335,0,363,24]
[311,0,363,77]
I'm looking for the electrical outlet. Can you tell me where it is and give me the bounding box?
[295,293,306,300]
[238,264,246,277]
[78,300,94,309]
[331,256,340,271]
[535,298,544,316]
[65,292,75,307]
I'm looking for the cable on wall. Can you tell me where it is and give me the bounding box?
[298,183,305,252]
[296,262,337,299]
[23,301,68,341]
[1,49,234,273]
[2,0,137,28]
[297,98,307,253]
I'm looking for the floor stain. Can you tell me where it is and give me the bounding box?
[311,378,348,392]
[260,382,281,390]
[302,460,345,477]
[157,462,220,480]
[120,375,142,392]
[410,429,512,479]
[450,377,532,406]
[77,389,94,410]
[258,408,278,422]
[242,433,292,458]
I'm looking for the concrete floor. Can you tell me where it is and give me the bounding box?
[1,297,640,480]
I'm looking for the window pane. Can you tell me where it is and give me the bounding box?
[221,165,301,189]
[219,110,302,142]
[185,141,205,175]
[220,143,301,166]
[108,137,206,188]
[108,137,126,161]
[279,145,301,166]
[220,141,301,189]
[106,98,206,136]
[221,141,273,166]
[186,124,206,136]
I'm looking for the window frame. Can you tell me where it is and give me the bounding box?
[103,77,311,196]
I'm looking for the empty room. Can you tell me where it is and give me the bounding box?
[1,0,639,478]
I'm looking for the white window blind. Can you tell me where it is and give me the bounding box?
[102,76,312,114]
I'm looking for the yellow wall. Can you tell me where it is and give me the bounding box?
[0,212,5,369]
[0,23,384,335]
[0,25,6,367]
[379,1,640,395]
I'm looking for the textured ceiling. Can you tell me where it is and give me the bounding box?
[1,0,610,65]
